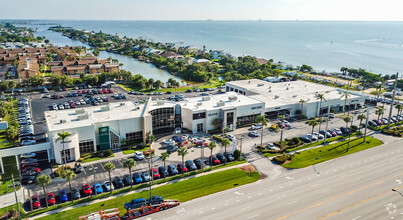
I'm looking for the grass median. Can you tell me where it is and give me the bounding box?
[34,167,259,220]
[282,136,383,169]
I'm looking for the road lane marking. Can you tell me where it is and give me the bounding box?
[287,200,297,205]
[248,213,260,219]
[319,186,403,219]
[352,216,361,220]
[277,172,403,220]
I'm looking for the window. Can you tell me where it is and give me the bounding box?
[79,140,94,154]
[193,112,206,120]
[149,107,175,132]
[197,123,204,132]
[237,114,260,126]
[126,131,143,145]
[226,112,234,125]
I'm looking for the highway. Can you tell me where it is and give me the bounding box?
[148,138,403,220]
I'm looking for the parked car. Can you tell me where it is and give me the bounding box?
[21,158,37,164]
[21,175,35,185]
[333,128,343,135]
[150,168,161,179]
[141,171,151,182]
[177,163,188,173]
[146,195,164,205]
[172,136,181,142]
[224,152,235,162]
[22,167,41,174]
[158,166,169,178]
[319,130,332,138]
[124,198,146,210]
[249,131,259,137]
[162,139,175,145]
[283,120,291,127]
[305,134,317,142]
[113,176,124,188]
[82,183,92,195]
[299,136,312,143]
[134,151,145,161]
[123,174,133,186]
[368,121,378,127]
[251,123,263,130]
[175,127,182,134]
[226,134,235,141]
[167,145,179,154]
[47,192,56,206]
[74,163,83,174]
[21,140,36,146]
[340,127,350,134]
[59,190,68,203]
[216,153,227,163]
[20,153,36,158]
[31,195,41,209]
[103,181,114,192]
[312,132,324,140]
[193,159,202,169]
[185,160,197,171]
[167,164,178,176]
[93,183,103,194]
[132,172,143,184]
[209,155,221,165]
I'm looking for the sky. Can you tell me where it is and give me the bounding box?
[1,0,403,21]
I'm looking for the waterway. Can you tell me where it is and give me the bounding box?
[22,24,181,83]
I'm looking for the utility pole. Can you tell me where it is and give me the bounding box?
[239,135,244,161]
[363,106,370,143]
[323,106,330,144]
[387,72,399,129]
[12,174,21,220]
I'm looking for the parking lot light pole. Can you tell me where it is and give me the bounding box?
[363,106,370,143]
[239,135,244,161]
[89,167,98,197]
[392,188,403,198]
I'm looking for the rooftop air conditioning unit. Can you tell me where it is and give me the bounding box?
[101,105,110,111]
[197,102,202,106]
[202,96,211,101]
[217,101,225,106]
[228,96,237,101]
[60,119,66,123]
[157,100,165,105]
[76,109,85,114]
[258,83,264,87]
[274,95,279,99]
[77,113,89,120]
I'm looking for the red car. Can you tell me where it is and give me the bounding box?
[209,155,221,165]
[99,90,103,94]
[151,168,160,179]
[108,89,113,93]
[22,167,41,173]
[21,163,39,168]
[177,163,188,173]
[47,192,56,205]
[31,195,41,209]
[82,184,92,195]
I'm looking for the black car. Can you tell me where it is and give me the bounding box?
[158,166,169,178]
[216,153,227,163]
[167,145,178,154]
[166,91,172,94]
[186,89,192,93]
[368,121,377,127]
[193,159,202,169]
[299,136,312,143]
[74,164,82,174]
[185,160,197,171]
[224,152,235,162]
[146,195,164,205]
[340,127,349,134]
[122,174,133,186]
[20,175,35,185]
[72,188,81,200]
[113,176,124,188]
[167,164,178,176]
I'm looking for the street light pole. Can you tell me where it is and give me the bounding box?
[89,167,98,197]
[363,105,370,143]
[239,135,244,161]
[12,174,21,220]
[387,72,399,129]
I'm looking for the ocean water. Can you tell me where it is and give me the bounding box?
[23,20,403,76]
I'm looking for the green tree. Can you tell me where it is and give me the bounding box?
[160,152,169,180]
[104,162,115,194]
[316,93,327,133]
[278,115,287,147]
[344,116,351,129]
[357,114,366,131]
[36,174,52,208]
[177,147,188,175]
[308,118,319,141]
[61,170,76,202]
[153,80,163,89]
[341,91,351,115]
[7,81,16,94]
[6,126,18,146]
[211,118,222,130]
[208,142,217,167]
[395,103,403,115]
[299,99,305,112]
[123,158,137,188]
[375,107,384,120]
[255,114,270,147]
[221,138,231,164]
[56,130,72,170]
[0,107,7,118]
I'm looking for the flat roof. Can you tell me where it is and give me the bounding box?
[45,101,145,132]
[226,79,366,107]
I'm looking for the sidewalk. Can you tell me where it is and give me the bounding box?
[27,162,249,219]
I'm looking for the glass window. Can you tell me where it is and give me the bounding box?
[79,140,94,154]
[126,131,143,145]
[193,112,206,120]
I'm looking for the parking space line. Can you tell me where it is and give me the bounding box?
[118,159,123,167]
[99,162,105,171]
[82,165,87,175]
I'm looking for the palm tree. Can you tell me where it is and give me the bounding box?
[299,99,306,112]
[177,147,188,175]
[278,115,286,148]
[36,174,52,208]
[395,103,403,116]
[0,107,7,118]
[56,130,72,170]
[375,107,384,120]
[104,162,115,194]
[375,84,383,99]
[221,138,231,164]
[208,142,217,167]
[316,93,327,133]
[344,116,351,129]
[341,91,351,115]
[255,114,270,147]
[123,159,137,188]
[6,126,18,146]
[357,114,366,131]
[61,170,76,202]
[308,118,319,140]
[160,152,169,179]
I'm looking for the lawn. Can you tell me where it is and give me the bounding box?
[30,167,259,220]
[0,203,23,218]
[122,146,150,155]
[81,154,115,163]
[0,156,19,195]
[282,137,383,169]
[0,130,13,149]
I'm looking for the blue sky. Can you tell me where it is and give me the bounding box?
[1,0,402,21]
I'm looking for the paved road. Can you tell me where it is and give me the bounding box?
[148,139,403,220]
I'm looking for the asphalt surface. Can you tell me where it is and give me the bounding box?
[148,138,403,220]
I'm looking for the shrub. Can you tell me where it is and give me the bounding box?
[350,125,359,132]
[212,135,223,142]
[273,154,292,164]
[233,150,241,160]
[292,137,301,145]
[93,149,113,158]
[54,165,72,177]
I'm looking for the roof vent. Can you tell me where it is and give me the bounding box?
[120,103,126,106]
[60,119,66,123]
[197,102,202,106]
[101,105,110,111]
[274,95,279,99]
[257,83,264,87]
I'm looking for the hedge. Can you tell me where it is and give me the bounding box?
[212,135,223,142]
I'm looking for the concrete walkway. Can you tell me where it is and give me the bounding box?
[26,162,248,219]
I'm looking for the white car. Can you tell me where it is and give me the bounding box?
[249,131,259,137]
[103,181,114,192]
[181,134,189,140]
[266,143,275,150]
[162,139,175,145]
[226,134,235,141]
[21,140,36,146]
[312,132,324,140]
[283,120,291,127]
[175,127,182,134]
[251,123,263,130]
[134,151,144,161]
[20,152,36,158]
[305,134,318,141]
